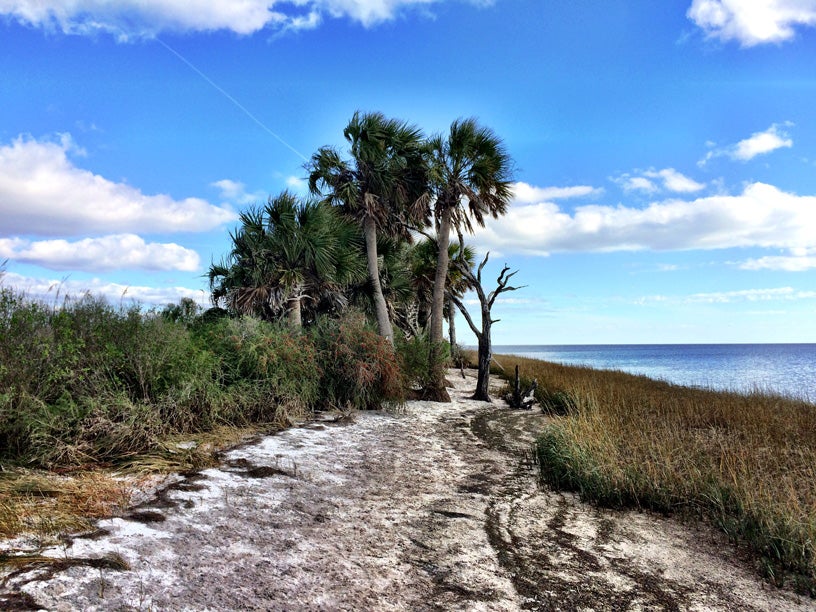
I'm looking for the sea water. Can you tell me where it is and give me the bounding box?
[492,344,816,400]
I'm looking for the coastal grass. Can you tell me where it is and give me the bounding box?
[0,287,409,539]
[492,353,816,594]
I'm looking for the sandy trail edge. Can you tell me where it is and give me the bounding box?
[1,369,812,611]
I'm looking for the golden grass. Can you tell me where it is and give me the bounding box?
[0,470,133,539]
[0,423,274,543]
[491,353,816,595]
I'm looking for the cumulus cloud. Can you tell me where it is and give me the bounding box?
[699,123,793,166]
[0,234,200,272]
[614,168,705,194]
[0,134,236,237]
[0,271,209,306]
[0,0,448,37]
[687,0,816,46]
[512,182,602,203]
[645,169,705,193]
[472,181,816,256]
[617,176,659,194]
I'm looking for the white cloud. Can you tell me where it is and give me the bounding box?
[0,271,209,307]
[741,247,816,271]
[0,134,236,237]
[285,175,310,195]
[0,0,450,37]
[0,234,200,272]
[211,179,247,200]
[688,0,816,46]
[643,168,705,193]
[617,176,659,194]
[638,287,816,305]
[699,123,793,165]
[512,182,602,203]
[473,181,816,256]
[685,287,799,303]
[614,169,704,194]
[211,179,264,205]
[732,124,794,161]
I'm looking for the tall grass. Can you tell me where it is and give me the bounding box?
[0,287,404,470]
[495,354,816,594]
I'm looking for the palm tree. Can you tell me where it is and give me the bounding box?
[409,238,475,344]
[308,111,430,343]
[208,191,364,326]
[426,118,513,395]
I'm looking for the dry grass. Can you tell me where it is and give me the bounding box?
[0,424,272,543]
[490,353,816,595]
[0,470,133,539]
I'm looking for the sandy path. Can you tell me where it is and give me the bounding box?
[1,370,812,611]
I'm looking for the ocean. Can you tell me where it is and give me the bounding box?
[492,344,816,400]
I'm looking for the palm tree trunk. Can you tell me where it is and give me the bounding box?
[447,296,456,348]
[425,208,452,402]
[363,215,394,344]
[430,208,452,345]
[287,295,302,328]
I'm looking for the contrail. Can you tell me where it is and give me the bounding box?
[155,37,308,162]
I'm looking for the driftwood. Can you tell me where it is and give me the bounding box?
[506,364,538,410]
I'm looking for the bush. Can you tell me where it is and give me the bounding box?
[311,312,405,411]
[0,290,412,470]
[0,291,323,467]
[396,333,450,392]
[198,316,320,417]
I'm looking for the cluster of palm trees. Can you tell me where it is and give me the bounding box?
[209,111,513,398]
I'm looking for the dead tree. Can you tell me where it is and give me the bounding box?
[507,364,538,409]
[450,236,525,401]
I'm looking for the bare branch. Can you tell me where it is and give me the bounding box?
[476,252,490,283]
[487,263,524,308]
[450,294,481,338]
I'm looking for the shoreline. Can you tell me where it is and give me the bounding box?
[491,344,816,401]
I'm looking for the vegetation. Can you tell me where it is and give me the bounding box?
[208,191,365,326]
[0,110,518,540]
[0,287,404,471]
[426,119,514,399]
[307,111,431,344]
[205,111,516,397]
[492,353,816,595]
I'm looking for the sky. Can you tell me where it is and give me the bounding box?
[2,0,816,344]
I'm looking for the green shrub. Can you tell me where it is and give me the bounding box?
[311,312,405,411]
[396,333,450,391]
[0,289,410,470]
[199,316,320,412]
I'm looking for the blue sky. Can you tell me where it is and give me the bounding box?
[3,0,816,344]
